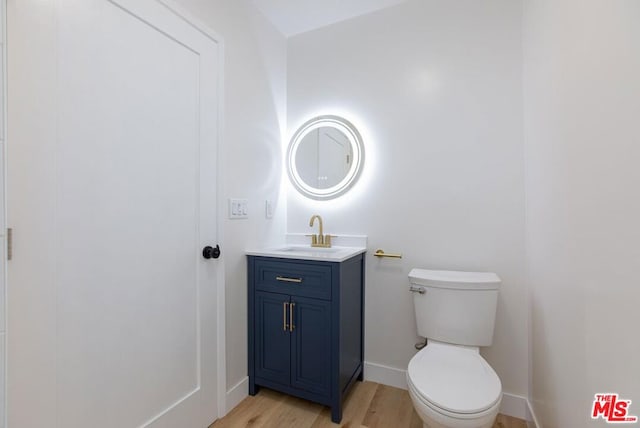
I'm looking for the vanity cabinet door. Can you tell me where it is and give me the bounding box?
[255,291,291,386]
[290,296,331,395]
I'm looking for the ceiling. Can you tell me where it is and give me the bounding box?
[251,0,409,37]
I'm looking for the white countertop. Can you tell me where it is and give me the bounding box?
[246,245,366,262]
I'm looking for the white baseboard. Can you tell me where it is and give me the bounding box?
[225,376,248,415]
[526,399,541,428]
[500,393,528,420]
[363,361,530,421]
[364,361,408,390]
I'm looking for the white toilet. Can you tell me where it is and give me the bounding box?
[406,269,502,428]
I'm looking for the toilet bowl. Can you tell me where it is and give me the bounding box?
[406,342,502,428]
[406,269,502,428]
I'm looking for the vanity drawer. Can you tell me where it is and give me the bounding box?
[254,259,332,300]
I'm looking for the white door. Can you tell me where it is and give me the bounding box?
[7,1,221,427]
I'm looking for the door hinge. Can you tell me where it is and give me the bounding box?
[7,228,12,261]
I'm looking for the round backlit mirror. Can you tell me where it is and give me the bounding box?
[287,115,365,200]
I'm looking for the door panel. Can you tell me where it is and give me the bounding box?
[8,0,220,427]
[255,291,291,385]
[290,296,331,395]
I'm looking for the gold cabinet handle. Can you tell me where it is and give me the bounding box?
[276,276,303,283]
[373,249,402,258]
[283,302,289,331]
[289,302,295,332]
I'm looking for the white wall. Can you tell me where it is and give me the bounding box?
[0,1,5,426]
[286,0,528,397]
[523,0,640,426]
[172,0,288,393]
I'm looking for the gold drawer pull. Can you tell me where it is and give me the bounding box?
[283,302,289,331]
[276,276,303,283]
[289,302,295,332]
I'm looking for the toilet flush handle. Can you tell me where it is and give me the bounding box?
[409,285,426,294]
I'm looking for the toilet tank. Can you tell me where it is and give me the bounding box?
[409,269,501,347]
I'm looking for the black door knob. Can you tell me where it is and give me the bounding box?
[202,245,221,259]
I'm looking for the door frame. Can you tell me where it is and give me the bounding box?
[3,0,228,423]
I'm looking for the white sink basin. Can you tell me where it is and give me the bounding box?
[246,245,366,262]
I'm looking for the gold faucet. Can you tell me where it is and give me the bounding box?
[309,214,332,247]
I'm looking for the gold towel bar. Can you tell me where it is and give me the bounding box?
[373,249,402,259]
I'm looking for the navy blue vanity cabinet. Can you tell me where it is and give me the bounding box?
[248,253,365,423]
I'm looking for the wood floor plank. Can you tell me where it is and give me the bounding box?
[211,381,528,428]
[494,413,529,428]
[266,394,324,428]
[310,381,379,428]
[361,384,420,428]
[210,388,286,428]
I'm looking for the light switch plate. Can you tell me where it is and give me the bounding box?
[229,198,248,219]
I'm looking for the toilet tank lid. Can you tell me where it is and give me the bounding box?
[408,269,501,290]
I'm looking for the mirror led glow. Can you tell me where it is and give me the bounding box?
[287,115,365,200]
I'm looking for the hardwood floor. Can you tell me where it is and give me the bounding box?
[211,381,528,428]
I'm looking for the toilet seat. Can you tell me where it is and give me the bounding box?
[407,342,502,416]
